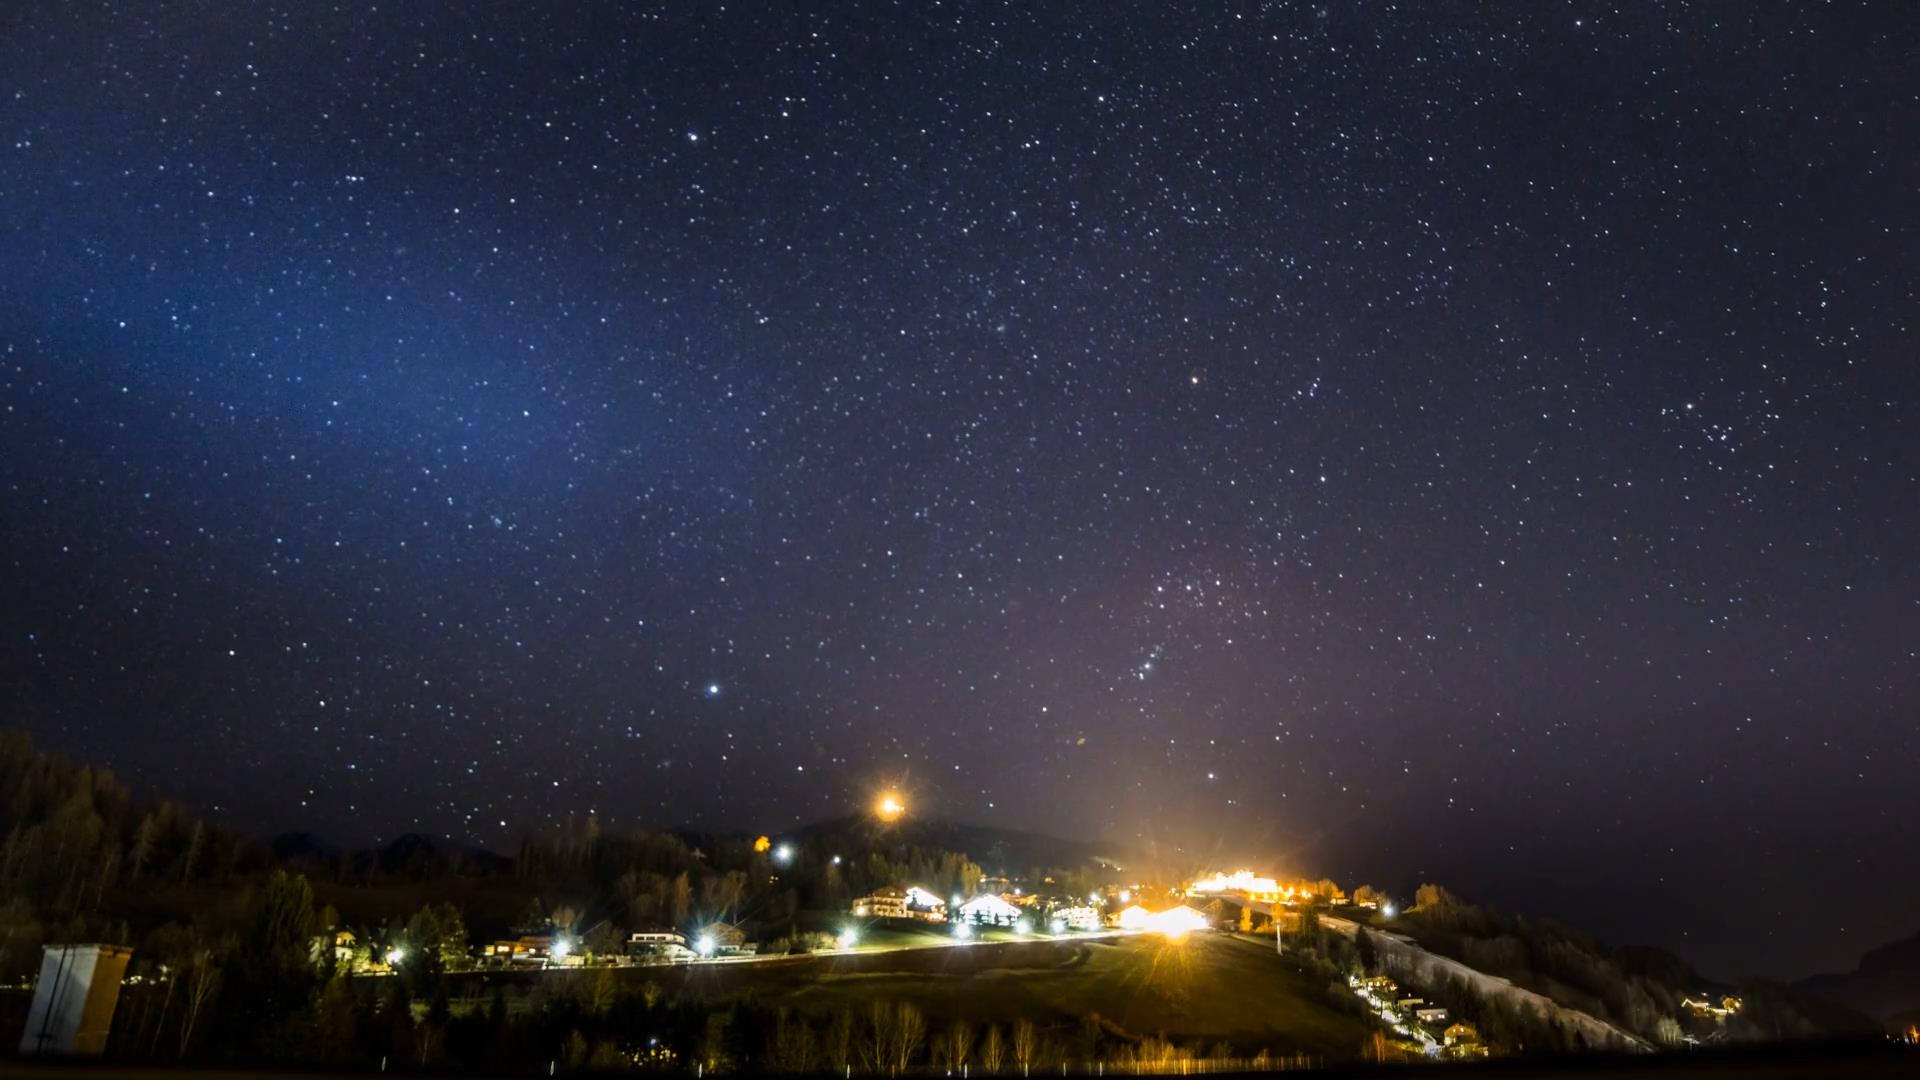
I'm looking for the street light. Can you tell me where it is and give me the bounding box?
[696,934,717,957]
[551,939,571,960]
[773,843,794,866]
[837,928,858,950]
[385,946,405,966]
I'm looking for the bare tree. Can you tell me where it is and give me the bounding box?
[980,1024,1007,1073]
[890,1002,926,1074]
[178,821,203,884]
[176,949,220,1058]
[1011,1017,1039,1075]
[946,1019,975,1070]
[861,999,892,1073]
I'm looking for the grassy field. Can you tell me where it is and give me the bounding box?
[493,931,1374,1058]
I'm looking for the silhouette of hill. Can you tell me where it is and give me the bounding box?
[1797,927,1920,1026]
[791,814,1132,876]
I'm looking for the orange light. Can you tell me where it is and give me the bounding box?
[876,793,905,822]
[753,835,772,853]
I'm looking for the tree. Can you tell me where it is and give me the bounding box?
[668,872,693,928]
[979,1024,1007,1073]
[179,821,204,883]
[1011,1017,1039,1075]
[1356,926,1377,973]
[1353,884,1377,907]
[946,1019,975,1070]
[220,870,320,1046]
[825,1008,855,1073]
[890,1002,926,1075]
[177,947,221,1058]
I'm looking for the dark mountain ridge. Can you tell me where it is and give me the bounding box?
[1796,927,1920,1026]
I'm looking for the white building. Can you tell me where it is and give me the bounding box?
[627,930,692,961]
[19,945,132,1056]
[957,894,1024,925]
[1053,904,1102,930]
[852,885,948,921]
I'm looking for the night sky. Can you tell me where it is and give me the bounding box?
[2,3,1914,979]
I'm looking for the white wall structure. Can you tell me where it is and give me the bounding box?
[18,944,133,1056]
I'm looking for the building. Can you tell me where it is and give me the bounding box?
[1443,1021,1480,1047]
[957,893,1024,925]
[901,886,948,919]
[851,885,947,921]
[1415,1007,1450,1025]
[626,930,692,962]
[1362,975,1398,997]
[486,936,554,965]
[19,945,133,1057]
[696,922,753,956]
[851,887,908,919]
[1053,904,1101,930]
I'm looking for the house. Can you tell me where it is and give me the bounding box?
[310,929,357,969]
[487,936,553,965]
[626,930,692,962]
[851,887,908,919]
[1362,975,1398,997]
[1415,1007,1449,1025]
[695,922,753,956]
[852,885,947,921]
[901,886,949,920]
[1053,904,1101,930]
[1443,1021,1479,1047]
[958,894,1024,925]
[1396,997,1425,1010]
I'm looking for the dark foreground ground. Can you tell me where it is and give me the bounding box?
[1,1040,1914,1078]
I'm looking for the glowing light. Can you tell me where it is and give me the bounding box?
[1049,918,1067,934]
[696,934,716,957]
[876,792,906,822]
[1014,918,1030,935]
[551,939,571,959]
[705,682,721,697]
[1382,903,1396,919]
[837,928,858,950]
[1146,906,1210,938]
[1118,889,1132,903]
[773,843,794,865]
[1189,869,1283,897]
[753,835,771,853]
[385,947,405,965]
[1116,904,1209,938]
[953,922,972,939]
[1089,892,1102,904]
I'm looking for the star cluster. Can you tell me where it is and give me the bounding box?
[1,3,1913,977]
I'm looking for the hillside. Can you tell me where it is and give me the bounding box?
[1796,928,1920,1027]
[791,814,1130,878]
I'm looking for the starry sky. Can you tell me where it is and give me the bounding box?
[1,3,1914,979]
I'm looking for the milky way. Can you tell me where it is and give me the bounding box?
[1,4,1913,977]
